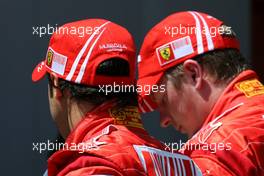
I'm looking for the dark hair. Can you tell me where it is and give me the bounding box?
[166,49,251,88]
[48,58,137,107]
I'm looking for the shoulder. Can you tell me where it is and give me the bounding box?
[55,155,125,176]
[182,107,264,175]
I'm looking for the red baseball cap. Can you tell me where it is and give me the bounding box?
[138,11,240,113]
[32,19,136,86]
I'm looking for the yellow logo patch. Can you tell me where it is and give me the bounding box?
[46,50,54,67]
[109,106,143,129]
[159,47,171,60]
[235,79,264,97]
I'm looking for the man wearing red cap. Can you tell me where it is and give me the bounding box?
[32,19,201,176]
[138,11,264,175]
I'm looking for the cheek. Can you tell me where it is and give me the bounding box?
[166,88,191,122]
[166,89,176,101]
[166,89,180,115]
[48,93,57,122]
[48,85,62,121]
[180,93,198,135]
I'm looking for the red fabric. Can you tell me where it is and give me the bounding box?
[32,19,136,86]
[180,70,264,176]
[137,11,240,113]
[47,101,200,176]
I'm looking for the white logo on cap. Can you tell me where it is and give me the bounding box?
[156,36,194,66]
[47,47,68,76]
[99,43,127,52]
[37,62,45,72]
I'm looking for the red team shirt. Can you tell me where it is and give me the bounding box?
[47,100,201,176]
[180,70,264,176]
[46,70,264,176]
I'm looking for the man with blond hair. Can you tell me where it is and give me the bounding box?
[138,11,264,175]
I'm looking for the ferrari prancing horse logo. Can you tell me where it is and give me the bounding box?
[159,47,171,60]
[46,49,54,67]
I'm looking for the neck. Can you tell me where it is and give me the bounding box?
[67,100,96,131]
[200,81,227,124]
[210,84,226,110]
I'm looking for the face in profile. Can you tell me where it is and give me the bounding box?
[47,76,70,139]
[152,68,208,138]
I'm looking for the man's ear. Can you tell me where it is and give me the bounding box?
[182,60,203,89]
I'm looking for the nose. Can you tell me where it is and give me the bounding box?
[159,112,171,128]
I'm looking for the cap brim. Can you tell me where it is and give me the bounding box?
[137,73,164,113]
[32,61,47,82]
[137,73,164,98]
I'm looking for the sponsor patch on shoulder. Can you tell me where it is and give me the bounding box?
[109,106,143,129]
[235,79,264,97]
[45,47,67,75]
[156,36,194,66]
